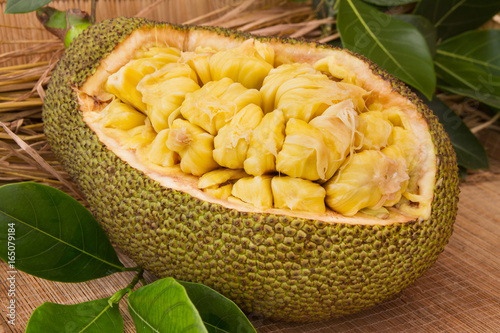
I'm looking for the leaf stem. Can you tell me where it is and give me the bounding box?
[108,268,144,306]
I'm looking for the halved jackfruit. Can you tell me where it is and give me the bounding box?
[45,18,459,323]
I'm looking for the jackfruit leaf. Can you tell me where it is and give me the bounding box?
[178,280,257,333]
[25,297,123,333]
[437,84,500,110]
[4,0,53,13]
[415,91,489,170]
[436,29,500,77]
[414,0,500,40]
[391,14,437,56]
[0,182,126,282]
[434,30,500,109]
[362,0,419,6]
[435,59,500,109]
[338,0,436,99]
[128,277,256,333]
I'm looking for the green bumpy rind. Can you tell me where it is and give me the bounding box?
[42,17,459,322]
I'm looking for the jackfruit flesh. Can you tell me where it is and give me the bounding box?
[209,39,274,89]
[243,109,285,176]
[87,38,432,218]
[104,49,180,112]
[232,175,274,209]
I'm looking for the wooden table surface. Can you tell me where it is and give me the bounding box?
[1,158,499,333]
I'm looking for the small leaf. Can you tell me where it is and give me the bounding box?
[4,0,53,13]
[0,182,125,282]
[414,0,500,40]
[362,0,419,6]
[128,278,208,333]
[416,91,489,170]
[26,297,124,333]
[178,280,257,333]
[337,0,436,99]
[392,14,437,56]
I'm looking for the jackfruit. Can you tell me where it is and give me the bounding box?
[44,18,459,323]
[243,109,285,176]
[272,176,326,212]
[213,103,264,169]
[137,62,200,132]
[166,119,218,176]
[209,39,274,89]
[179,77,261,135]
[198,168,248,200]
[104,50,180,112]
[232,175,274,209]
[324,150,409,216]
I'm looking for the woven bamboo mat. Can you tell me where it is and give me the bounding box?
[1,157,499,332]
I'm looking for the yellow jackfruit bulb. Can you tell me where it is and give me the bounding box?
[308,99,359,180]
[198,168,249,189]
[137,63,200,132]
[213,104,264,169]
[199,168,248,200]
[180,47,215,85]
[232,175,274,210]
[388,127,418,167]
[324,150,409,216]
[104,54,179,112]
[180,78,261,135]
[243,109,285,176]
[354,111,393,150]
[274,74,338,122]
[260,63,319,113]
[120,119,157,150]
[205,184,233,200]
[335,82,368,112]
[209,39,274,89]
[100,99,146,130]
[272,176,326,213]
[276,118,330,181]
[313,54,358,84]
[381,144,409,206]
[383,107,412,129]
[166,119,218,176]
[254,40,275,66]
[144,129,179,167]
[387,127,423,204]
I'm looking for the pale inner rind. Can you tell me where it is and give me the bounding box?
[79,26,436,225]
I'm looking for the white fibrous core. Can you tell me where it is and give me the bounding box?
[81,33,435,224]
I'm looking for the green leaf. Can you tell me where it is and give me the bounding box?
[26,297,124,333]
[437,84,500,110]
[0,182,125,282]
[392,14,437,56]
[178,280,257,333]
[414,0,500,40]
[436,29,500,76]
[4,0,53,13]
[362,0,419,6]
[434,30,500,109]
[337,0,436,99]
[416,91,489,170]
[128,278,208,333]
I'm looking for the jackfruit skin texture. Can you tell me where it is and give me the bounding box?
[43,17,459,322]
